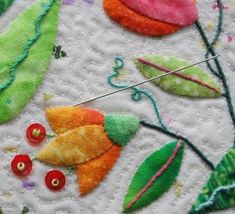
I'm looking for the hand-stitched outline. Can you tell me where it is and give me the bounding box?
[0,0,56,91]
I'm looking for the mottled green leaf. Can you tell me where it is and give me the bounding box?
[123,141,184,212]
[190,146,235,213]
[0,0,15,16]
[135,55,221,98]
[0,0,60,123]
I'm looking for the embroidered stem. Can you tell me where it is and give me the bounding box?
[195,2,235,145]
[140,120,215,170]
[126,140,183,209]
[0,0,56,91]
[108,57,166,129]
[204,0,223,79]
[137,58,220,94]
[195,183,235,212]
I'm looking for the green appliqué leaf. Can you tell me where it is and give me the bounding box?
[0,0,15,16]
[190,146,235,213]
[123,140,184,212]
[0,0,60,123]
[135,55,221,98]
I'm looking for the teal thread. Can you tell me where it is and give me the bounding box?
[139,120,215,170]
[0,0,56,91]
[107,57,166,129]
[195,183,235,212]
[195,0,235,145]
[107,57,214,169]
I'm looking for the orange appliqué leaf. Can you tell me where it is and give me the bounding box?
[36,125,113,166]
[46,106,104,135]
[77,145,122,195]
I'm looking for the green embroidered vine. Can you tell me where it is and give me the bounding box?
[0,0,56,91]
[0,0,14,16]
[195,0,235,145]
[107,57,215,170]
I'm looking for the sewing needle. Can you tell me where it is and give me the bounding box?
[75,55,220,106]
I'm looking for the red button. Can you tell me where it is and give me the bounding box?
[26,123,46,145]
[11,155,32,177]
[45,170,66,191]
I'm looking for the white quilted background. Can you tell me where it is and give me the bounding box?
[0,0,235,213]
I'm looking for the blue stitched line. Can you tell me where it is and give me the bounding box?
[107,57,166,130]
[195,183,235,212]
[0,0,56,91]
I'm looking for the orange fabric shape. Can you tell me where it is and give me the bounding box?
[77,145,122,195]
[46,106,104,135]
[103,0,180,36]
[36,125,113,166]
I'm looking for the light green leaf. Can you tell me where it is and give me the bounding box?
[190,146,235,213]
[135,55,221,98]
[123,140,184,212]
[0,0,15,16]
[0,0,60,123]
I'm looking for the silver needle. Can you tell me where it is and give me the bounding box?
[75,55,220,106]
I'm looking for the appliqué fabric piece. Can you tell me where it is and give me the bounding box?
[77,145,122,195]
[120,0,198,27]
[0,0,60,123]
[37,106,139,194]
[103,0,180,36]
[0,0,15,16]
[36,125,113,166]
[104,114,139,146]
[123,141,184,212]
[136,55,221,98]
[190,146,235,213]
[46,106,104,135]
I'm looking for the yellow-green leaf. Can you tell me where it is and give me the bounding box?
[136,55,221,98]
[0,0,60,123]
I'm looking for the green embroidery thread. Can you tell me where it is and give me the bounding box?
[0,0,14,16]
[0,0,60,123]
[0,0,56,91]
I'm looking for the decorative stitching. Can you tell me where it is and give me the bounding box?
[126,140,183,209]
[0,0,56,91]
[195,183,235,212]
[137,57,221,94]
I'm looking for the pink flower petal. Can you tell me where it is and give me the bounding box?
[120,0,198,26]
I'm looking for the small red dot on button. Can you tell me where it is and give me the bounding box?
[11,155,32,177]
[45,170,66,191]
[26,123,46,145]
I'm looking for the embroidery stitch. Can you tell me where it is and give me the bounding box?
[137,57,221,94]
[0,0,60,123]
[0,0,56,91]
[126,141,183,209]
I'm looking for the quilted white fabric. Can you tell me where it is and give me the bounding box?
[0,0,235,213]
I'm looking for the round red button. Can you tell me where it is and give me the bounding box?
[45,170,66,191]
[26,123,46,145]
[11,155,32,177]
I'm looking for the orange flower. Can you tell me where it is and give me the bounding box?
[36,106,139,195]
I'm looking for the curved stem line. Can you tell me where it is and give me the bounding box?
[140,120,215,170]
[195,21,235,144]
